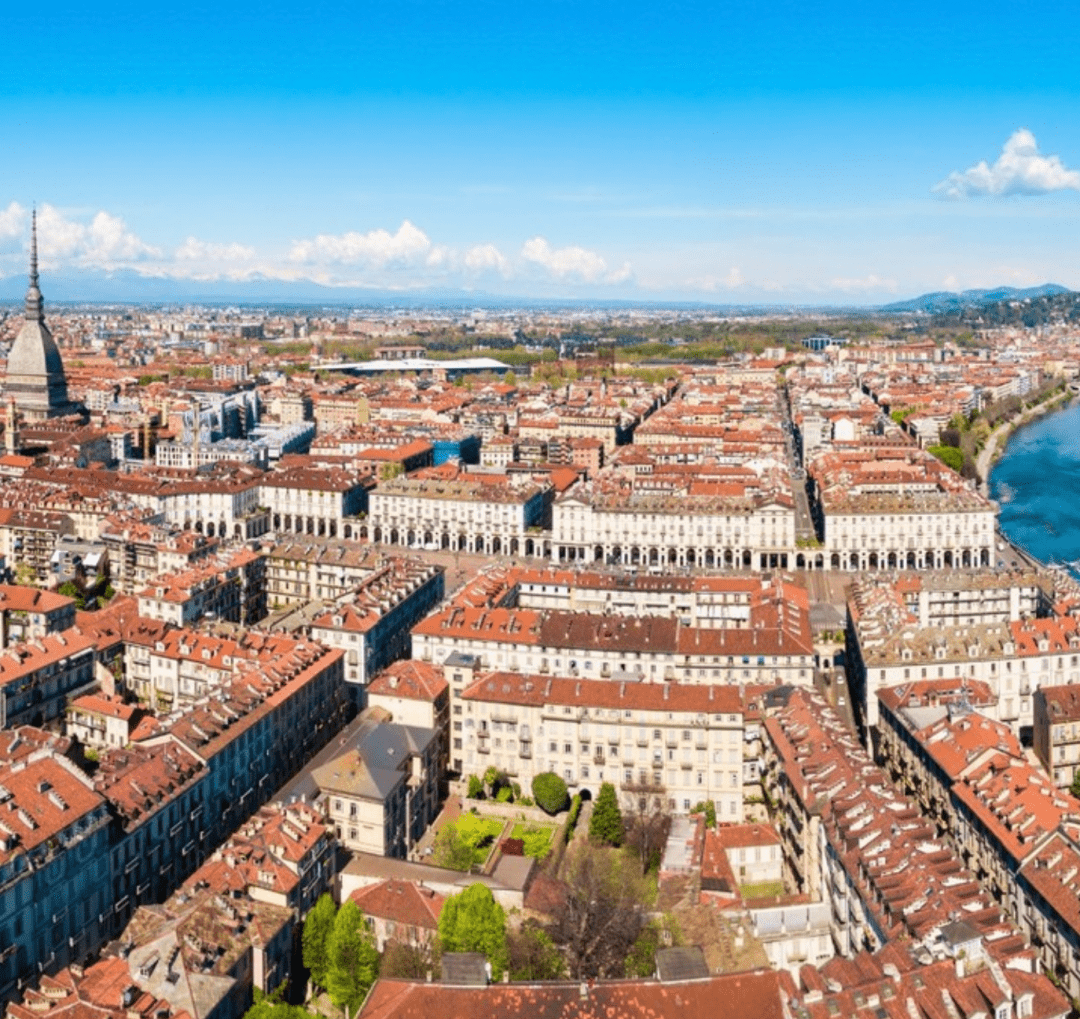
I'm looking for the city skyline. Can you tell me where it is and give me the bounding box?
[3,0,1080,303]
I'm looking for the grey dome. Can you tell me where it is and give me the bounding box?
[4,210,75,420]
[8,319,65,379]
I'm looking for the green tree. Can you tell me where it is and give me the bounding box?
[589,782,624,847]
[302,893,336,991]
[437,883,509,981]
[692,800,716,829]
[325,899,380,1015]
[508,923,564,981]
[380,939,436,980]
[57,580,85,609]
[243,986,309,1019]
[531,772,569,815]
[433,822,475,872]
[379,461,404,481]
[928,445,964,472]
[549,842,647,978]
[1071,770,1080,800]
[625,916,682,978]
[467,774,484,799]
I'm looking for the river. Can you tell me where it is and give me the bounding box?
[989,400,1080,571]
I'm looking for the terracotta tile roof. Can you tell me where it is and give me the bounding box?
[708,822,782,850]
[367,660,448,702]
[0,754,106,863]
[349,879,445,929]
[462,670,744,714]
[359,969,787,1019]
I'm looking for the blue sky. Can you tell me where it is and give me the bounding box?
[2,0,1080,303]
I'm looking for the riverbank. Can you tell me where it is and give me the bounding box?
[976,388,1074,491]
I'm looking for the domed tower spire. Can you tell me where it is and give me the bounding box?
[24,208,43,323]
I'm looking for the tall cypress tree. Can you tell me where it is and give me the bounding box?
[589,782,624,847]
[301,894,336,992]
[326,899,380,1015]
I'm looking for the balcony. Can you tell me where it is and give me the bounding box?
[593,751,606,765]
[519,741,532,759]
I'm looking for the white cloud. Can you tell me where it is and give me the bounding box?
[425,245,452,268]
[0,201,647,293]
[85,211,160,262]
[933,129,1080,199]
[0,202,26,240]
[176,237,256,263]
[36,205,159,266]
[830,274,898,293]
[521,236,608,281]
[464,243,509,273]
[37,205,86,260]
[687,267,747,292]
[289,220,431,267]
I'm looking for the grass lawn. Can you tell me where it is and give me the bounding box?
[739,880,786,900]
[509,822,556,859]
[456,813,506,868]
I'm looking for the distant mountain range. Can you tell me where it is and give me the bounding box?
[0,269,716,311]
[0,269,1075,318]
[879,284,1072,315]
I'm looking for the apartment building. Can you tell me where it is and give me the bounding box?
[23,464,270,542]
[0,509,74,583]
[348,880,444,952]
[260,465,371,540]
[0,630,96,729]
[511,567,786,628]
[100,518,219,595]
[66,693,141,749]
[135,547,266,627]
[313,715,441,859]
[459,671,747,818]
[0,752,112,1003]
[876,692,1080,1000]
[552,476,795,570]
[120,882,294,1018]
[0,586,75,645]
[367,660,450,778]
[96,739,210,935]
[309,560,444,701]
[263,539,381,608]
[763,689,1014,958]
[1034,683,1080,789]
[412,574,814,687]
[366,470,548,557]
[196,801,335,916]
[807,445,996,571]
[846,571,1080,734]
